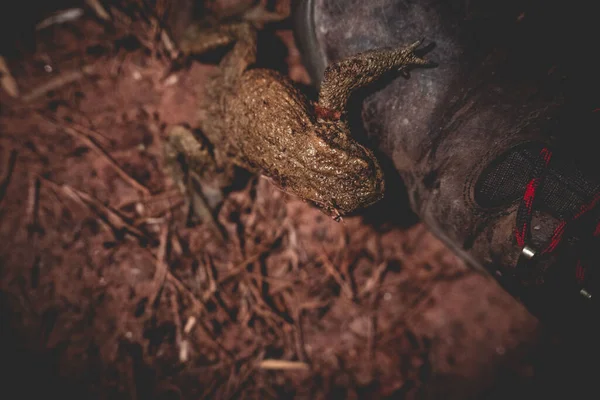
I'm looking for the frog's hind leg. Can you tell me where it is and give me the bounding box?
[179,20,257,87]
[164,125,231,241]
[180,2,287,84]
[218,22,258,86]
[218,2,288,80]
[317,40,432,115]
[179,21,251,57]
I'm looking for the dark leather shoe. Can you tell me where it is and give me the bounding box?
[293,0,600,329]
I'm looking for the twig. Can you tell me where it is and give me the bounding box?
[42,178,151,241]
[37,114,151,195]
[183,316,197,334]
[167,286,189,363]
[291,297,334,364]
[259,359,309,371]
[64,184,149,239]
[246,282,293,327]
[160,265,235,360]
[170,231,184,256]
[0,149,18,206]
[201,254,218,302]
[367,314,376,367]
[149,1,180,59]
[109,6,132,27]
[22,66,95,102]
[293,303,313,364]
[26,177,42,239]
[166,270,236,361]
[36,8,84,30]
[164,270,205,315]
[148,224,169,306]
[218,231,285,284]
[133,205,185,226]
[160,30,180,60]
[62,119,115,147]
[179,339,190,363]
[123,352,139,400]
[224,359,260,400]
[142,237,235,361]
[85,0,111,21]
[218,251,264,284]
[245,271,298,285]
[319,250,354,300]
[132,200,184,227]
[360,261,388,298]
[0,56,19,97]
[118,189,181,210]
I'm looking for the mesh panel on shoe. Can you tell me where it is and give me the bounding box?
[474,143,600,218]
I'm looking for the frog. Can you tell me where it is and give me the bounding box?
[164,3,431,229]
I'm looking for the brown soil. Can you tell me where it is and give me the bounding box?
[0,1,591,399]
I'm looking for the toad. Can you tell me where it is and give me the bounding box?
[164,4,431,228]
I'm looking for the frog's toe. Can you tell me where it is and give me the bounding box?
[405,39,437,67]
[410,55,435,66]
[319,201,345,222]
[407,38,426,51]
[331,208,344,223]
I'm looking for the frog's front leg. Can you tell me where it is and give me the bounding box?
[317,40,431,115]
[164,126,233,240]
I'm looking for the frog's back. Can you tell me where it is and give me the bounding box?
[228,69,315,137]
[224,68,317,169]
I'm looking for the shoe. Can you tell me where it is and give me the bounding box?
[293,0,600,330]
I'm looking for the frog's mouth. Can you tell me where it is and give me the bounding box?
[306,175,385,220]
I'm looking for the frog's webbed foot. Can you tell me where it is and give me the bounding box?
[317,39,434,115]
[164,125,233,241]
[398,39,433,77]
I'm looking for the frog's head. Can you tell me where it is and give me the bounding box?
[289,133,385,218]
[322,150,385,218]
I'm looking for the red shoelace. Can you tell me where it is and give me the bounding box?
[515,147,600,287]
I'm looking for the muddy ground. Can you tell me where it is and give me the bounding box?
[0,1,595,399]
